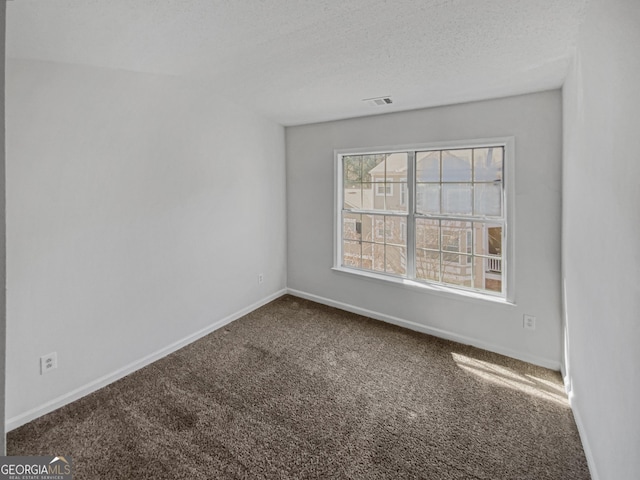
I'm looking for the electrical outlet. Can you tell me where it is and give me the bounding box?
[258,273,264,284]
[40,352,58,374]
[523,315,536,331]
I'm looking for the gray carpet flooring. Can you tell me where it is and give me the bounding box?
[8,295,590,479]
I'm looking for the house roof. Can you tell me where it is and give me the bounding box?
[368,151,473,182]
[368,153,408,178]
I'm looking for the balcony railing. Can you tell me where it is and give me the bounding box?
[486,257,502,273]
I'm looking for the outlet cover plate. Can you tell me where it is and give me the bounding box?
[40,352,58,374]
[523,315,536,331]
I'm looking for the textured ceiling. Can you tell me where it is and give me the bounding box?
[7,0,587,125]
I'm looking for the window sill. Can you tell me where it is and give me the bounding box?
[331,266,516,306]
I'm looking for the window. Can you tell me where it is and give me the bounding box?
[375,183,393,196]
[336,140,512,300]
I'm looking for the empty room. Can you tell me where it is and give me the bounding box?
[1,0,638,479]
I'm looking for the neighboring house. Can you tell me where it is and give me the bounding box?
[343,150,502,293]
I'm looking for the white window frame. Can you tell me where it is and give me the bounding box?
[333,137,515,305]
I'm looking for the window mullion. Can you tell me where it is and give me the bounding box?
[439,219,443,282]
[438,150,443,214]
[407,151,416,280]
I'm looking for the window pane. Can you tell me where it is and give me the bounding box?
[474,147,503,182]
[442,254,472,287]
[362,242,374,270]
[416,151,440,182]
[343,213,361,241]
[416,184,440,214]
[372,182,393,202]
[375,216,386,242]
[442,221,472,257]
[442,184,472,215]
[361,183,375,210]
[384,153,408,183]
[362,214,384,242]
[385,245,406,275]
[343,156,362,185]
[385,216,407,246]
[385,183,407,212]
[442,149,472,182]
[485,277,502,293]
[399,181,408,208]
[371,183,387,210]
[473,256,484,290]
[474,183,502,217]
[474,223,502,257]
[343,183,362,210]
[416,249,440,282]
[473,256,503,293]
[416,218,439,250]
[342,240,361,268]
[374,182,389,197]
[372,242,385,272]
[363,155,386,182]
[442,234,460,255]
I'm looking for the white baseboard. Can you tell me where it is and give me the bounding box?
[287,288,561,371]
[7,287,561,431]
[6,289,287,432]
[567,390,600,480]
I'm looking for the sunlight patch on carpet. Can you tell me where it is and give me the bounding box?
[451,353,568,406]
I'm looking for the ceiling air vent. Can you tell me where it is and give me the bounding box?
[363,96,393,107]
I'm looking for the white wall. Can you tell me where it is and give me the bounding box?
[6,59,286,427]
[562,0,640,478]
[286,90,563,368]
[0,1,6,455]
